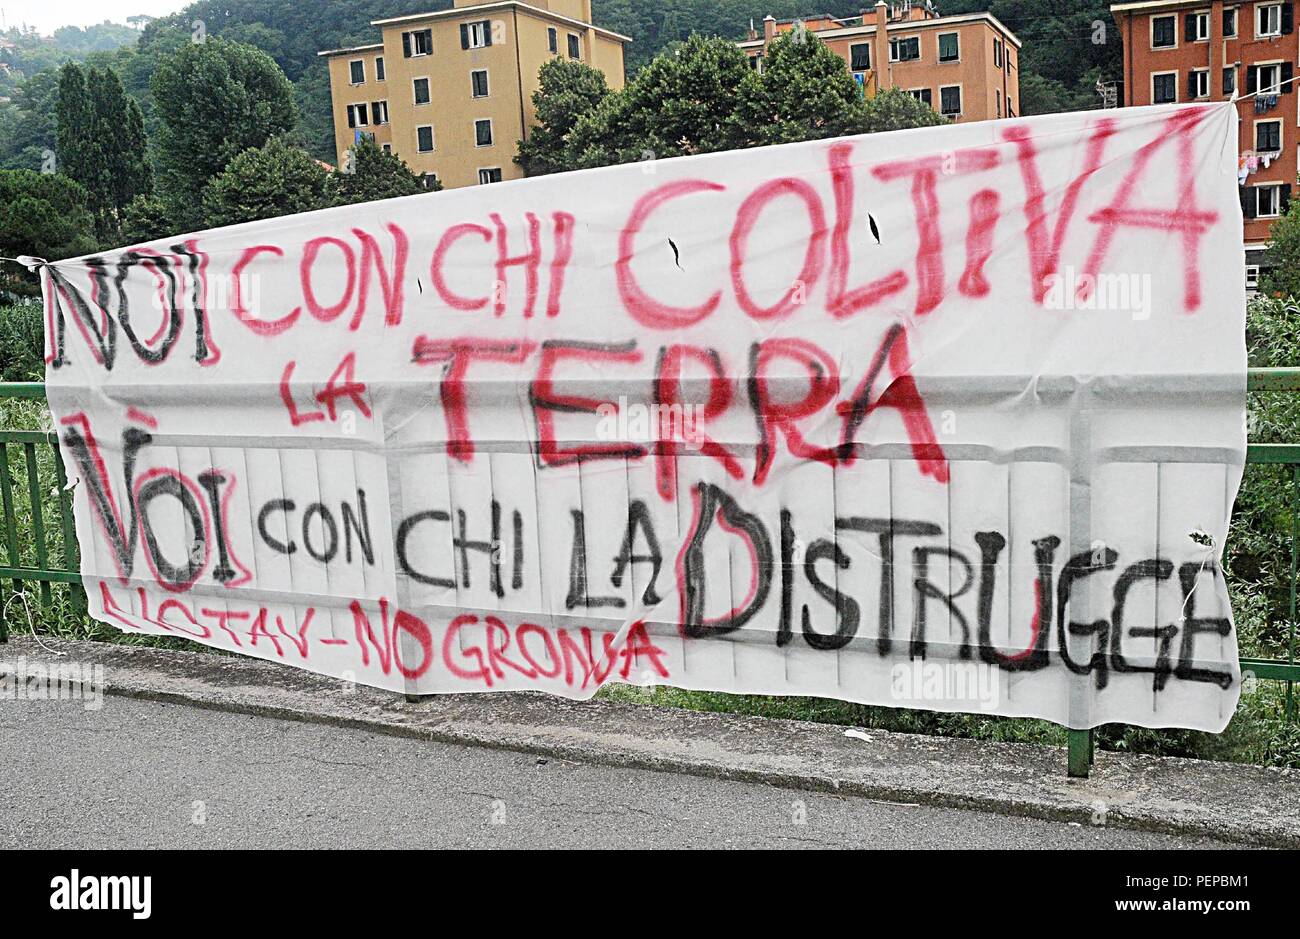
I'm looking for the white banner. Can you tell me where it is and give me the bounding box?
[41,102,1246,730]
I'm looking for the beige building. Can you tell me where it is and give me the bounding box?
[738,2,1022,123]
[319,0,629,189]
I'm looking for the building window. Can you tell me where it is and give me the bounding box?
[1252,62,1285,94]
[939,85,961,117]
[474,118,493,147]
[416,125,435,153]
[479,168,503,185]
[1246,264,1260,290]
[1189,68,1209,98]
[471,69,489,98]
[462,20,492,49]
[850,42,870,70]
[349,59,365,84]
[906,87,932,106]
[376,57,385,81]
[1223,7,1237,37]
[938,32,959,62]
[889,36,920,62]
[1257,119,1282,151]
[1185,10,1210,41]
[749,53,764,72]
[1224,66,1236,95]
[371,100,388,125]
[413,77,431,105]
[382,143,392,154]
[993,38,1003,67]
[1152,71,1177,103]
[1152,14,1177,47]
[403,29,432,57]
[346,103,368,128]
[568,33,581,59]
[1256,183,1284,217]
[996,88,1002,117]
[1007,97,1015,116]
[548,27,558,53]
[1258,3,1283,36]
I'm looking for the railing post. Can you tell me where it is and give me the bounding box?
[1067,728,1093,777]
[1287,465,1298,721]
[1066,399,1097,775]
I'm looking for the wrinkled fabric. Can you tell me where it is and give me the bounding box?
[42,102,1245,731]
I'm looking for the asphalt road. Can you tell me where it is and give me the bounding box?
[0,695,1236,849]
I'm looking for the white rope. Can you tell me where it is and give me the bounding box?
[3,589,65,657]
[1231,73,1300,104]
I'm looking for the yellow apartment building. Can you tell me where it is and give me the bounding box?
[319,0,629,189]
[738,1,1022,123]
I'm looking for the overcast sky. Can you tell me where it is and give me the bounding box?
[1,0,191,35]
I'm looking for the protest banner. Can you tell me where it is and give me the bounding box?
[40,101,1246,730]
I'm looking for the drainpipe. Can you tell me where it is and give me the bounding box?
[874,1,890,90]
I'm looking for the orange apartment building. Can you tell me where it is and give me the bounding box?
[1111,0,1296,285]
[737,1,1021,123]
[319,0,629,190]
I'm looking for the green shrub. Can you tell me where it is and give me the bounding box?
[0,300,45,382]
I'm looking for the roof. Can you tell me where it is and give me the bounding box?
[1110,0,1204,11]
[317,43,384,58]
[736,11,1022,49]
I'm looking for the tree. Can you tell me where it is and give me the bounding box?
[1261,199,1300,299]
[738,30,878,146]
[90,67,152,229]
[56,63,152,239]
[1017,72,1072,116]
[857,87,947,133]
[331,136,434,205]
[119,195,173,247]
[0,169,98,294]
[0,71,60,171]
[516,57,611,177]
[521,32,948,174]
[566,35,755,168]
[152,38,298,231]
[55,63,97,197]
[202,136,331,228]
[293,62,337,162]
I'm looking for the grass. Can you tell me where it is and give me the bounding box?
[3,297,1299,769]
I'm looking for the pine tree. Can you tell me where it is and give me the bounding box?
[55,62,152,242]
[91,68,152,230]
[55,63,101,212]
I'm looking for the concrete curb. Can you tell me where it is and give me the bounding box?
[3,636,1296,847]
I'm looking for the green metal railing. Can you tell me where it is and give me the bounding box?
[0,382,81,639]
[1,377,1296,777]
[1066,368,1300,774]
